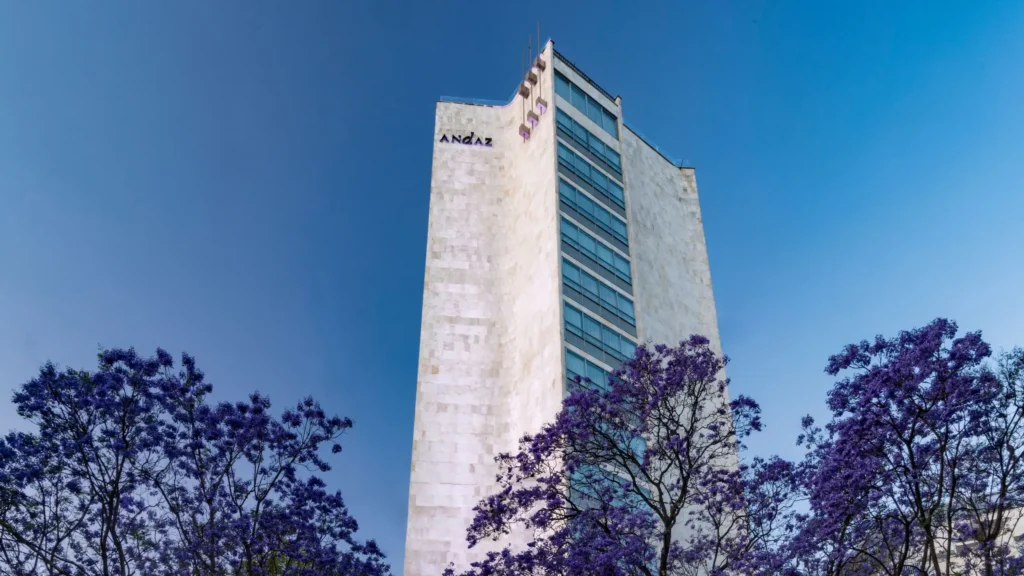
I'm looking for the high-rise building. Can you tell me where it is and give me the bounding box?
[404,40,724,576]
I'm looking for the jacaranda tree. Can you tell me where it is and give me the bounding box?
[0,348,389,576]
[787,319,1024,576]
[959,346,1024,576]
[442,336,793,576]
[446,320,1024,576]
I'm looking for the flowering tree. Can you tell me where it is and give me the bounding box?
[443,336,790,576]
[787,319,1024,576]
[445,320,1024,576]
[956,347,1024,576]
[0,348,389,576]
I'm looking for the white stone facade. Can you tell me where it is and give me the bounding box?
[405,40,724,576]
[623,133,722,355]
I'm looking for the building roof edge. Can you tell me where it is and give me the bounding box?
[552,48,619,103]
[624,123,692,170]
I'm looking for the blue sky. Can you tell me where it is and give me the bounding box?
[1,1,1022,573]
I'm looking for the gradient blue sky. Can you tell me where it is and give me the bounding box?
[2,1,1022,573]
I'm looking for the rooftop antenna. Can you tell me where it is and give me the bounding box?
[528,34,534,108]
[519,46,528,141]
[521,46,526,122]
[534,21,548,114]
[523,32,541,129]
[535,23,543,102]
[518,36,536,141]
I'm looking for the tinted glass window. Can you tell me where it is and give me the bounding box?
[574,155,590,178]
[607,148,621,168]
[565,305,582,329]
[603,110,618,137]
[582,274,600,299]
[620,338,635,358]
[612,218,627,239]
[559,181,575,202]
[602,326,619,349]
[555,71,618,139]
[558,144,573,163]
[566,350,586,377]
[577,193,594,216]
[563,261,580,284]
[571,84,587,109]
[555,73,571,99]
[619,297,634,319]
[561,219,631,287]
[587,101,604,126]
[599,284,617,307]
[579,233,597,255]
[609,181,624,203]
[615,256,630,278]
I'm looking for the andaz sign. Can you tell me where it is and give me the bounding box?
[439,132,493,147]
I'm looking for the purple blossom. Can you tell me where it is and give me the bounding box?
[446,337,782,576]
[0,347,389,576]
[786,319,1023,575]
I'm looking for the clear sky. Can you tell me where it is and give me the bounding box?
[1,1,1022,573]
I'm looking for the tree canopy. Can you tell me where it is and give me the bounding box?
[446,320,1024,576]
[0,348,389,576]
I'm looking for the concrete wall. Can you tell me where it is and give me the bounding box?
[622,129,722,355]
[405,41,561,576]
[498,41,564,456]
[622,127,730,549]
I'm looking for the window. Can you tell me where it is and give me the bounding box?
[562,258,635,327]
[581,273,600,300]
[583,314,603,347]
[585,360,606,387]
[566,349,609,391]
[614,257,631,281]
[619,298,635,322]
[596,243,615,270]
[561,218,632,286]
[558,143,573,166]
[565,305,584,338]
[573,121,588,146]
[586,101,604,127]
[555,73,570,99]
[571,84,587,110]
[559,179,629,247]
[563,260,581,286]
[599,284,617,310]
[603,109,618,136]
[586,363,607,388]
[558,143,625,210]
[564,303,636,364]
[566,349,587,381]
[555,70,619,139]
[611,218,627,241]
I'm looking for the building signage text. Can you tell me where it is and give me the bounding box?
[439,132,493,147]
